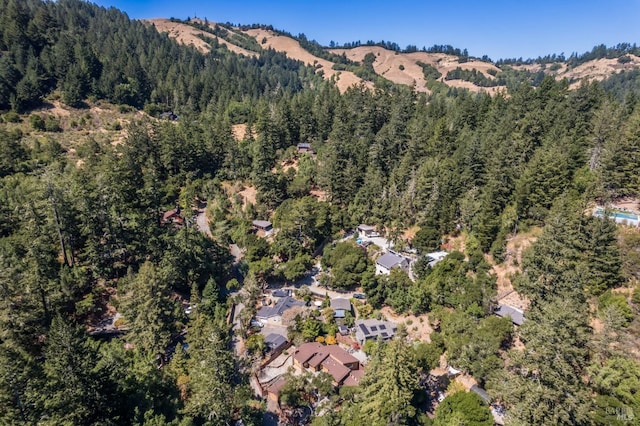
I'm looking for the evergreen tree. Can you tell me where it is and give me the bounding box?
[355,339,420,425]
[119,261,178,358]
[39,316,110,425]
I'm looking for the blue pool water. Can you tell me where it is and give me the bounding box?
[613,211,639,221]
[595,208,639,223]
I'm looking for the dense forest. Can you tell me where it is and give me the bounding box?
[1,0,640,425]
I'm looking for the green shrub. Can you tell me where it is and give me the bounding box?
[118,104,135,113]
[143,102,164,117]
[30,114,46,130]
[599,290,634,326]
[2,111,21,123]
[44,116,62,132]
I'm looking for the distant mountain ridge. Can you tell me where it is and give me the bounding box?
[147,18,640,94]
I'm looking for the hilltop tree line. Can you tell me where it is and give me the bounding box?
[0,0,319,112]
[0,0,640,424]
[497,42,640,67]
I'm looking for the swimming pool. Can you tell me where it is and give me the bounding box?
[594,208,640,225]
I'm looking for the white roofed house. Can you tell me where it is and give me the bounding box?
[425,251,448,267]
[375,251,410,275]
[357,224,377,237]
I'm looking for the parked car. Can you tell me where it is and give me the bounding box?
[353,293,367,300]
[250,319,264,328]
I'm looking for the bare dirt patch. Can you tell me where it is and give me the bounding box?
[330,48,503,94]
[455,373,479,391]
[220,181,258,210]
[309,188,328,202]
[486,228,542,311]
[245,28,368,93]
[146,18,257,57]
[45,101,72,116]
[380,306,433,342]
[239,185,257,207]
[611,197,640,212]
[562,55,640,88]
[441,233,467,253]
[442,79,503,95]
[231,123,254,141]
[402,226,420,241]
[272,159,299,174]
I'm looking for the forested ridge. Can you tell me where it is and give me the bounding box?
[1,0,640,425]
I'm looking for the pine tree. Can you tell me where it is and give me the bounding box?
[119,261,178,358]
[39,316,110,425]
[357,339,420,425]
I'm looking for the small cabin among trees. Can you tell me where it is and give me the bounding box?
[252,220,273,232]
[357,224,377,237]
[161,207,184,227]
[296,143,314,154]
[375,251,410,275]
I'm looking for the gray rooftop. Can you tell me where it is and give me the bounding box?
[272,289,291,298]
[495,304,525,326]
[256,296,305,320]
[357,224,375,231]
[355,319,397,342]
[471,384,491,404]
[264,333,288,351]
[376,252,408,270]
[330,298,352,311]
[252,220,272,229]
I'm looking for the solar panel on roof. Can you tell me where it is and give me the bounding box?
[370,326,378,332]
[379,324,386,330]
[381,332,388,338]
[358,323,370,335]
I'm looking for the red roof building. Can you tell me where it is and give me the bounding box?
[293,342,363,387]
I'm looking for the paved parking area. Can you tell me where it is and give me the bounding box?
[258,351,294,384]
[261,323,289,339]
[361,234,394,250]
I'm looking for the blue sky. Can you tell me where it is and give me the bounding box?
[92,0,640,60]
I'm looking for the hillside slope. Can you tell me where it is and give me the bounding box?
[146,18,257,57]
[245,28,369,93]
[331,46,503,94]
[143,18,640,95]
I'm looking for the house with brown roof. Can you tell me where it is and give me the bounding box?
[293,342,364,387]
[266,376,287,402]
[161,207,184,227]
